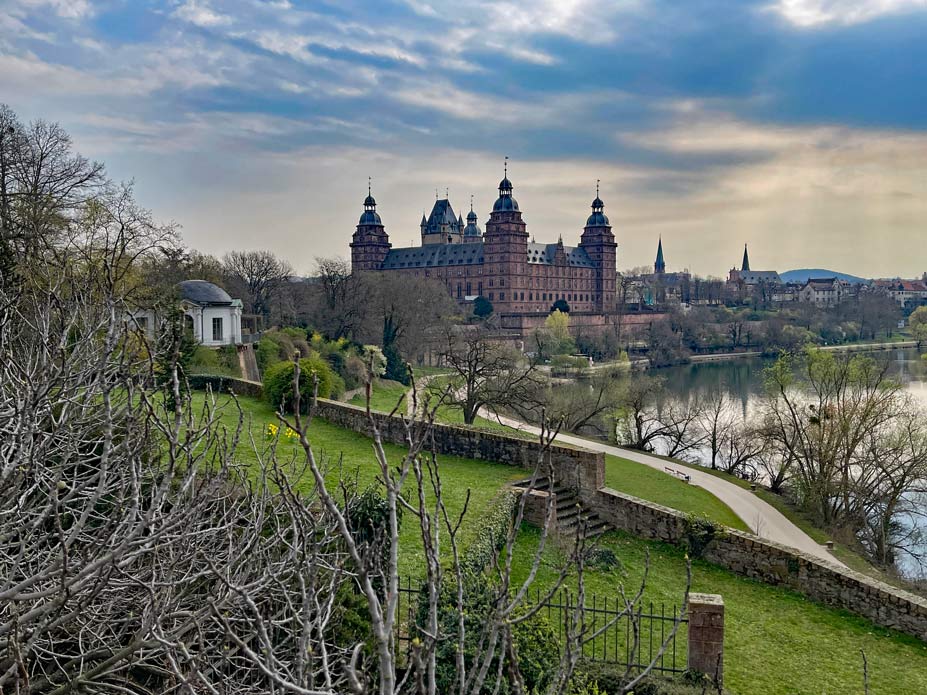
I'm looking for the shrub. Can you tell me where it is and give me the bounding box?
[383,343,409,385]
[422,572,558,694]
[682,513,722,558]
[263,357,337,413]
[474,296,493,318]
[460,489,517,575]
[256,337,282,372]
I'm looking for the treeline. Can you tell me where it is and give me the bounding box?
[641,300,903,366]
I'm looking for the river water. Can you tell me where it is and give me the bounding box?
[652,347,927,578]
[657,346,927,413]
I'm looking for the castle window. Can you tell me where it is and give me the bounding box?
[489,292,494,300]
[529,293,533,300]
[457,284,462,298]
[500,279,505,287]
[500,293,505,300]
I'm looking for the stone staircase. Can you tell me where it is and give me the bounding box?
[512,476,611,539]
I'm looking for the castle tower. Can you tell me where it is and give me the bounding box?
[655,237,666,274]
[463,196,482,243]
[579,184,618,313]
[483,161,528,312]
[421,196,464,245]
[350,183,391,272]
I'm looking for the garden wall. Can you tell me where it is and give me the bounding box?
[188,374,264,400]
[592,487,927,642]
[313,398,604,492]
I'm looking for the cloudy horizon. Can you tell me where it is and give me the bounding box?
[2,0,926,278]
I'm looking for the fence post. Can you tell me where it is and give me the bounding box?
[687,593,724,684]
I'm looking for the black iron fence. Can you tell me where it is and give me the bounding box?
[395,578,688,675]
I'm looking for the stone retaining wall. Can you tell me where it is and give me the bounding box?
[593,487,927,642]
[188,374,264,400]
[313,398,604,491]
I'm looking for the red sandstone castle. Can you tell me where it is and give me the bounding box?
[350,171,618,319]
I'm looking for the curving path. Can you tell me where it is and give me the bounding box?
[482,410,846,567]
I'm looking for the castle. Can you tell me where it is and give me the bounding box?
[350,170,618,319]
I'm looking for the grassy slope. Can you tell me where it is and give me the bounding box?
[512,526,927,695]
[604,455,749,532]
[192,392,523,575]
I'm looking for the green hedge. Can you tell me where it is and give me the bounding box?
[460,489,518,575]
[187,374,264,399]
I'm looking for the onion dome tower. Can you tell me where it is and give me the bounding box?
[350,179,391,272]
[463,195,482,243]
[579,181,618,313]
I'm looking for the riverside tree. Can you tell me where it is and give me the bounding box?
[763,348,927,567]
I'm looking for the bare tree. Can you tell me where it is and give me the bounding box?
[763,348,927,568]
[222,248,294,319]
[436,325,545,425]
[615,375,702,456]
[311,256,370,339]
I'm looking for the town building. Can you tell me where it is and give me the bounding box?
[350,172,618,319]
[798,277,849,306]
[131,280,244,346]
[872,278,927,308]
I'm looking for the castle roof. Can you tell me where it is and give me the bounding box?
[422,198,463,236]
[527,242,594,267]
[382,243,484,269]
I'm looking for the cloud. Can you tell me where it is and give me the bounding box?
[173,0,232,28]
[769,0,927,27]
[13,0,94,20]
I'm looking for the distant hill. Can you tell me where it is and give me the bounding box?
[780,269,869,285]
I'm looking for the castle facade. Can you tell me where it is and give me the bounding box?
[350,173,618,317]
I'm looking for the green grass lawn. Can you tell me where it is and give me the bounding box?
[347,378,409,413]
[511,526,927,695]
[192,392,522,575]
[349,374,527,436]
[604,455,749,532]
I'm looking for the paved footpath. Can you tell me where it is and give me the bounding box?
[483,411,845,567]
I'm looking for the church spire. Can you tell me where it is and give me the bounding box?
[742,244,750,272]
[655,237,665,274]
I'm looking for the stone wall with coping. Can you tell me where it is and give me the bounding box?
[593,487,927,642]
[313,398,604,491]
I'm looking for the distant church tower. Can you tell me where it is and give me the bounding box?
[654,237,666,274]
[741,244,750,272]
[579,182,618,313]
[350,182,391,272]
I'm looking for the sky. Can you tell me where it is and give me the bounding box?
[1,0,926,278]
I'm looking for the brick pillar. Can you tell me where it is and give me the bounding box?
[687,593,724,684]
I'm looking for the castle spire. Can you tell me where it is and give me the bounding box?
[742,244,750,272]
